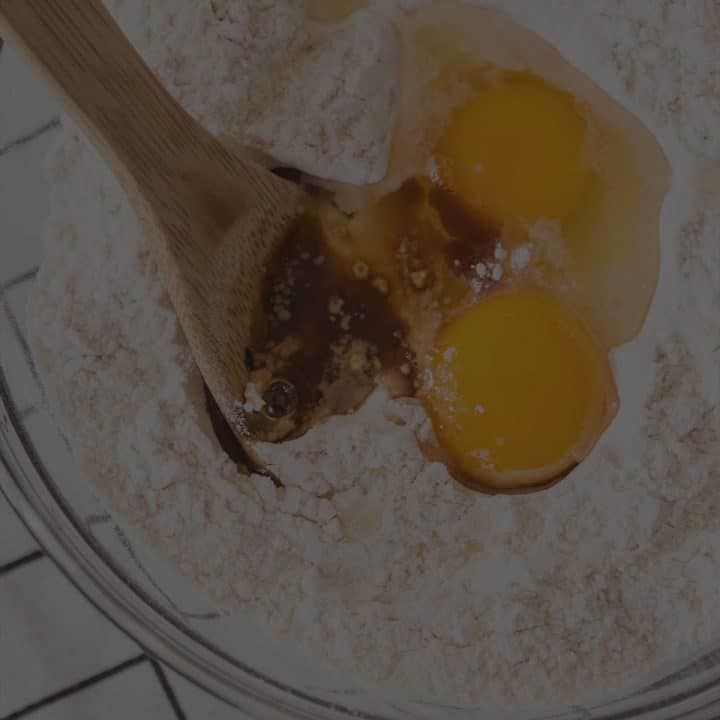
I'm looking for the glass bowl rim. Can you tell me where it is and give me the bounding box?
[4,339,720,720]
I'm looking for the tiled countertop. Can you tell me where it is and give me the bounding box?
[0,35,250,720]
[0,486,244,720]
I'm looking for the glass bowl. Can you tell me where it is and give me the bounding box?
[4,27,720,720]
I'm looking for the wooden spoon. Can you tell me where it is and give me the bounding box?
[0,0,306,471]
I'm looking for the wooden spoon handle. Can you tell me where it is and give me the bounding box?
[0,0,204,189]
[0,0,288,235]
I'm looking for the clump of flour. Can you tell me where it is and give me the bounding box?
[27,0,720,709]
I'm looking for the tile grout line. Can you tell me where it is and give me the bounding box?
[0,117,62,158]
[1,268,39,295]
[0,551,44,578]
[1,654,148,720]
[1,288,47,409]
[150,661,188,720]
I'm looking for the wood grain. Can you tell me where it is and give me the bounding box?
[0,0,305,466]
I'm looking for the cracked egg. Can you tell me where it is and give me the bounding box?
[241,2,669,493]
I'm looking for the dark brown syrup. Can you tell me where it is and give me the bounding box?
[429,185,503,278]
[243,211,414,442]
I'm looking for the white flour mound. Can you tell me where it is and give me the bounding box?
[28,0,720,709]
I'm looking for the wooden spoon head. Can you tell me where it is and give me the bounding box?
[138,143,307,474]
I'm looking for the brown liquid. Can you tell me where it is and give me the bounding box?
[243,211,414,443]
[429,186,503,279]
[341,177,508,357]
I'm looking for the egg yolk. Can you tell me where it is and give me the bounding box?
[436,77,593,223]
[424,292,616,490]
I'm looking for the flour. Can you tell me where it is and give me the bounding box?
[112,0,398,183]
[27,0,720,710]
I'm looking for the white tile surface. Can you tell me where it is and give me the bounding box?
[0,44,60,148]
[0,126,59,282]
[168,668,250,720]
[0,559,139,717]
[30,662,177,720]
[0,301,44,414]
[0,488,38,566]
[5,273,36,336]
